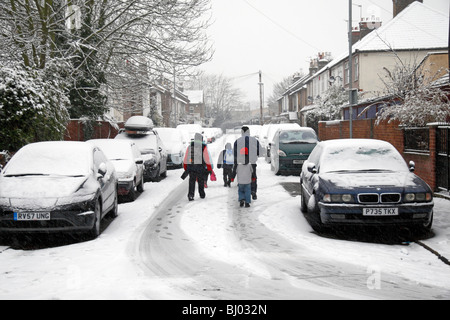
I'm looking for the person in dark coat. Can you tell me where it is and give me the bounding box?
[233,126,261,200]
[182,133,212,201]
[217,142,234,187]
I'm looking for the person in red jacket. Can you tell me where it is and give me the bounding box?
[183,133,212,201]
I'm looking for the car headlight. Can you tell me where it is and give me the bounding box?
[324,194,354,203]
[404,193,432,203]
[278,150,287,157]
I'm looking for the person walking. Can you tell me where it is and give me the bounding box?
[231,162,253,208]
[182,133,212,201]
[217,142,234,187]
[233,126,261,200]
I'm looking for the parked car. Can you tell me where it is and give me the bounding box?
[0,141,118,238]
[265,123,301,162]
[115,130,167,182]
[300,139,434,233]
[89,139,144,201]
[154,127,185,168]
[270,127,318,175]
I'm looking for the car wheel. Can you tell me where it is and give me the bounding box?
[110,190,119,218]
[153,165,161,182]
[137,175,144,193]
[305,193,326,233]
[300,184,307,213]
[88,199,102,239]
[161,166,167,178]
[128,180,137,201]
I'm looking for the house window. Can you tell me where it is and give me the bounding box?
[354,56,359,81]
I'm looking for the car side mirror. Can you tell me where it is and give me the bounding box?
[98,163,107,178]
[409,161,415,172]
[307,162,317,174]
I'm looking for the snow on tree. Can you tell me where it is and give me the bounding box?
[0,65,70,152]
[374,44,450,127]
[0,0,213,121]
[305,84,348,131]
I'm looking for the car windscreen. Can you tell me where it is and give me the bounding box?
[279,130,318,144]
[3,144,90,177]
[320,143,409,173]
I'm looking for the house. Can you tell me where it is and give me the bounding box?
[183,90,205,124]
[279,1,448,126]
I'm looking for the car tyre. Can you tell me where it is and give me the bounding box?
[300,184,307,213]
[304,193,326,233]
[88,199,102,239]
[110,190,119,218]
[137,175,144,193]
[128,180,137,201]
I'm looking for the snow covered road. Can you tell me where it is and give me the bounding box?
[0,135,449,300]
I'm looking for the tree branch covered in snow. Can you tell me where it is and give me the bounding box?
[0,0,213,119]
[305,84,348,131]
[0,65,70,151]
[375,41,450,127]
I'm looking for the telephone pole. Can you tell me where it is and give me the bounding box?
[259,70,264,125]
[348,0,354,138]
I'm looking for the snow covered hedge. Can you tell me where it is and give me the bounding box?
[0,66,70,151]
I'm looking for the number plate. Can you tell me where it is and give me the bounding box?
[14,212,51,221]
[363,208,398,216]
[293,160,304,165]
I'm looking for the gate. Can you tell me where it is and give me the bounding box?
[436,125,450,192]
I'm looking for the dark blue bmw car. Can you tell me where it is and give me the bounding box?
[300,139,434,233]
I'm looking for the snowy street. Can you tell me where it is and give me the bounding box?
[0,134,449,300]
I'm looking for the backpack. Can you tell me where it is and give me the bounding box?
[224,149,234,165]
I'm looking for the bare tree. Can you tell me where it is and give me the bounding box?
[188,73,244,126]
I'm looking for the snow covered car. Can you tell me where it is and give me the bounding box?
[300,139,434,233]
[115,130,167,182]
[270,127,318,175]
[0,142,118,238]
[154,128,185,168]
[88,139,144,201]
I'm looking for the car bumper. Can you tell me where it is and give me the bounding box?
[0,207,96,233]
[318,202,434,226]
[279,158,306,172]
[118,180,134,196]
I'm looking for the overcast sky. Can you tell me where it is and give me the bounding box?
[199,0,449,104]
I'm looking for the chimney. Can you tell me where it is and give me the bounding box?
[393,0,423,17]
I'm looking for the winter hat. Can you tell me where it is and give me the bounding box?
[241,126,250,136]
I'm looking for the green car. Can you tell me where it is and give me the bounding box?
[270,128,318,175]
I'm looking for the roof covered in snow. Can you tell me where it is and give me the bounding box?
[355,2,448,53]
[316,2,449,76]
